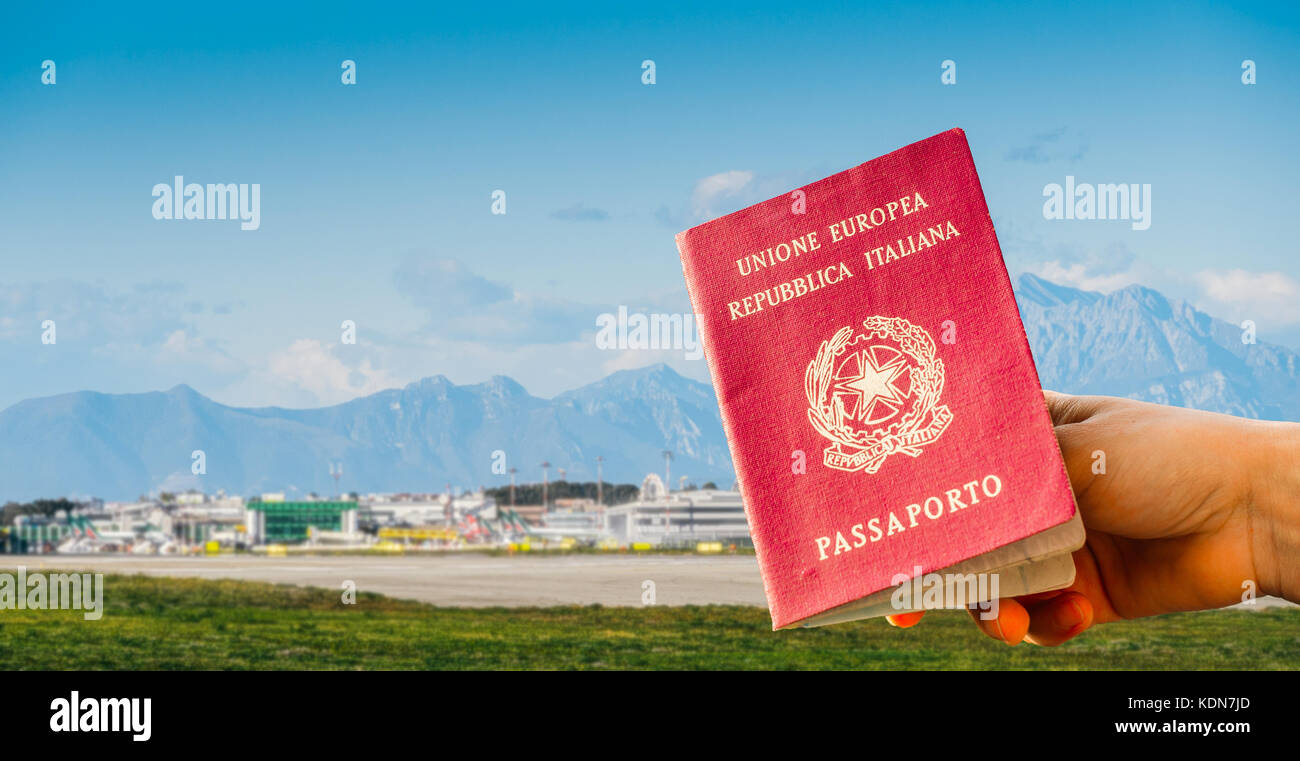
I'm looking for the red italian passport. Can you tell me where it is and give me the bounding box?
[676,128,1082,629]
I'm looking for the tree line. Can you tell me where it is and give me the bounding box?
[482,479,719,507]
[1,498,80,526]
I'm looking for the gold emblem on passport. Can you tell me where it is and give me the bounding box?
[805,316,952,474]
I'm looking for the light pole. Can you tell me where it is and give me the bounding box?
[661,450,674,536]
[540,461,551,511]
[330,461,342,499]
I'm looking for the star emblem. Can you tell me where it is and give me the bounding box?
[806,317,953,475]
[833,347,909,424]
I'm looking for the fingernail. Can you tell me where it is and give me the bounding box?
[992,616,1017,646]
[1055,598,1085,632]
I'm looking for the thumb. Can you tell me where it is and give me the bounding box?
[1043,390,1107,427]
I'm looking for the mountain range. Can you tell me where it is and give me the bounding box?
[1016,274,1300,420]
[0,364,733,502]
[1,273,1296,501]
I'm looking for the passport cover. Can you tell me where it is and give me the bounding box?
[675,128,1077,629]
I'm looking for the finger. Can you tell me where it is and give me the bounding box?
[1042,390,1107,426]
[1024,591,1094,647]
[1014,589,1067,606]
[1060,543,1124,625]
[887,611,925,628]
[966,597,1029,645]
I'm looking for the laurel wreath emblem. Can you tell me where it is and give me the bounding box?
[804,316,952,473]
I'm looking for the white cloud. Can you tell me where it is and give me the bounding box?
[93,329,246,378]
[691,170,755,219]
[1195,269,1300,325]
[657,167,825,229]
[1031,260,1143,293]
[266,339,401,406]
[157,330,239,371]
[162,330,190,353]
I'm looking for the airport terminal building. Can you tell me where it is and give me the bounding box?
[245,500,359,544]
[604,485,751,548]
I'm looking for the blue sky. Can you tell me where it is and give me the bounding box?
[1,1,1297,409]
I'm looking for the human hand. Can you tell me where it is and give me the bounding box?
[888,390,1300,646]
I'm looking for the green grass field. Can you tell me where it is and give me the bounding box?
[1,573,1295,669]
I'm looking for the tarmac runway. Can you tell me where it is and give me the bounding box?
[0,554,768,608]
[2,554,1290,610]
